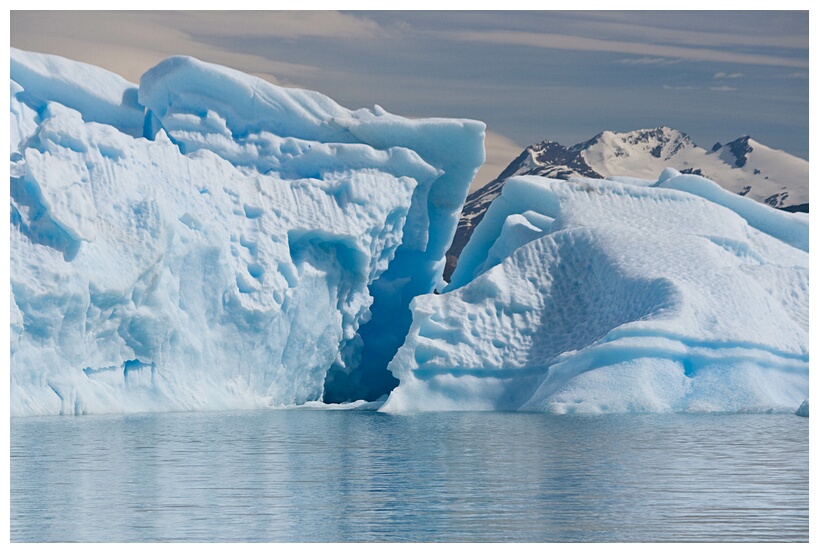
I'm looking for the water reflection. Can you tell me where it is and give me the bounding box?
[11,411,808,542]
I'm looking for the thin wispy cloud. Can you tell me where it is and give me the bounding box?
[663,84,700,90]
[555,16,806,50]
[445,30,807,68]
[617,57,681,65]
[164,11,384,40]
[714,72,743,79]
[710,86,738,92]
[10,11,347,85]
[785,72,808,79]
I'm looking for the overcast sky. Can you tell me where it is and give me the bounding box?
[10,9,809,191]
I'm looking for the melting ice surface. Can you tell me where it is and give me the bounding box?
[9,49,808,417]
[9,49,484,415]
[384,172,808,414]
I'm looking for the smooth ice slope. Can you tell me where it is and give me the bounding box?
[10,50,484,416]
[383,173,808,413]
[11,48,144,139]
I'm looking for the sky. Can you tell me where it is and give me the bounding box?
[9,9,810,191]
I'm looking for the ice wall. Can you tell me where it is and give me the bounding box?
[383,174,808,413]
[138,56,485,401]
[9,49,484,415]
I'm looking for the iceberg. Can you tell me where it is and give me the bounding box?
[382,172,808,413]
[9,48,808,417]
[9,49,484,416]
[795,399,809,417]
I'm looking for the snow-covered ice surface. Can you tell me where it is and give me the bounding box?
[10,49,484,416]
[383,172,808,414]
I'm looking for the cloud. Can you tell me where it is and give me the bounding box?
[446,30,808,68]
[714,72,743,79]
[710,86,738,92]
[556,16,806,50]
[617,57,681,65]
[9,10,808,166]
[163,11,383,40]
[9,11,380,86]
[663,84,700,90]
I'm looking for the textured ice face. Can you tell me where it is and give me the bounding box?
[383,174,808,414]
[9,49,485,415]
[138,55,486,402]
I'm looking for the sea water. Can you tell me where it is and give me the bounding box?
[10,410,808,542]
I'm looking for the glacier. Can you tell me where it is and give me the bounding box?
[9,49,484,415]
[383,171,808,413]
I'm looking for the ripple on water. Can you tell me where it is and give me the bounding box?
[11,411,808,542]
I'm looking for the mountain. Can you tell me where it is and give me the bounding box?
[444,127,809,281]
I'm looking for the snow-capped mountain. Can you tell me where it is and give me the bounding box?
[444,127,808,280]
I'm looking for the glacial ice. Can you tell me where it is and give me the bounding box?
[9,49,484,416]
[11,48,144,139]
[139,56,485,402]
[9,48,808,417]
[382,173,808,414]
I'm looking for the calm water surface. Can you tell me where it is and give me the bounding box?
[10,410,808,542]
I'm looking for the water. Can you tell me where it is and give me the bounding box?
[10,410,808,542]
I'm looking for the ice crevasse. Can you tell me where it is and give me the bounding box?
[9,48,485,416]
[383,171,808,414]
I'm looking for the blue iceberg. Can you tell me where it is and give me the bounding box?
[9,49,484,415]
[383,174,808,413]
[10,49,807,417]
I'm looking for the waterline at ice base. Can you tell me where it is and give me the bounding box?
[10,49,808,416]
